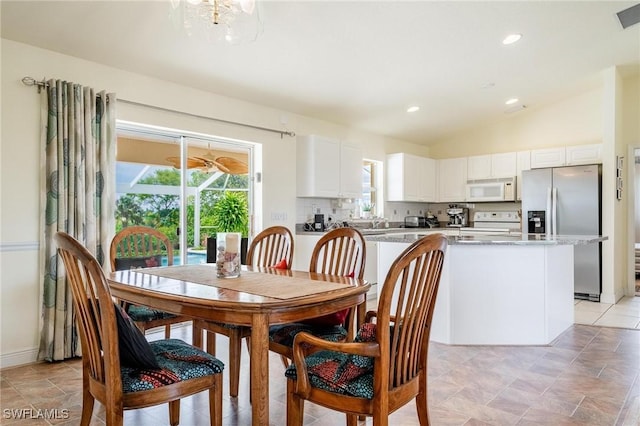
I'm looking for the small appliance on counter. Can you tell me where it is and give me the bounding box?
[425,212,440,228]
[446,205,469,228]
[404,216,427,228]
[313,214,325,232]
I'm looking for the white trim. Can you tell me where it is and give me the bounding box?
[0,241,39,252]
[0,347,39,369]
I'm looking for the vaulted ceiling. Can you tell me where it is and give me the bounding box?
[2,1,639,145]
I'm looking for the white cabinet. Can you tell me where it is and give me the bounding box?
[438,157,467,202]
[386,153,436,202]
[566,143,602,165]
[467,153,516,180]
[467,155,492,180]
[531,144,602,169]
[516,151,531,201]
[530,147,566,169]
[293,234,321,271]
[491,152,517,178]
[419,157,437,201]
[296,135,362,198]
[364,240,378,287]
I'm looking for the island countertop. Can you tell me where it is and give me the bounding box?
[366,231,607,245]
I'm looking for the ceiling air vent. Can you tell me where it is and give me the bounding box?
[617,3,640,29]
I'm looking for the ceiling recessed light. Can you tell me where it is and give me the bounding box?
[502,34,522,45]
[505,98,519,105]
[407,106,420,113]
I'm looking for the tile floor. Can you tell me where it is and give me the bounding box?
[575,295,640,330]
[2,295,639,425]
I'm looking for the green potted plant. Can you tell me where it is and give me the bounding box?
[206,192,250,264]
[361,203,373,219]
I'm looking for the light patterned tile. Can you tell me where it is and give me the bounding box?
[574,310,603,325]
[575,300,613,314]
[593,313,640,329]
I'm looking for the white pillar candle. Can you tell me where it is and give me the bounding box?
[225,233,240,254]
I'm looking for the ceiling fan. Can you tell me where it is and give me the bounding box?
[166,153,248,175]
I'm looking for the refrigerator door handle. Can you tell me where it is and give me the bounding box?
[552,187,558,235]
[546,187,552,235]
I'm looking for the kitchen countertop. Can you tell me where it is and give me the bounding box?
[365,232,607,245]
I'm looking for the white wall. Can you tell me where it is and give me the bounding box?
[0,39,422,367]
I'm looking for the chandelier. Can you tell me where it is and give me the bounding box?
[171,0,262,44]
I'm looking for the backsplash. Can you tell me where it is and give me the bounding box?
[296,198,522,227]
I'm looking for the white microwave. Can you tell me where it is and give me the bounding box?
[465,177,516,202]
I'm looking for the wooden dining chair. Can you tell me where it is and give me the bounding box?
[55,231,224,426]
[109,226,192,339]
[193,225,294,397]
[269,227,366,366]
[285,233,447,426]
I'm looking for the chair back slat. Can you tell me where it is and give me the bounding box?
[55,232,122,396]
[378,234,447,390]
[109,226,173,271]
[246,226,294,268]
[309,228,366,279]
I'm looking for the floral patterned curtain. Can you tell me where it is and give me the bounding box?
[38,80,116,361]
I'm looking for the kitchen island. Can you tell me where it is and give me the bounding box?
[367,232,607,345]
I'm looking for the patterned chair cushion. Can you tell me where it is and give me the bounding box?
[284,322,377,399]
[121,339,224,393]
[269,323,347,349]
[126,305,178,322]
[114,255,163,270]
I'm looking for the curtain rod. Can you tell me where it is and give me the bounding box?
[21,76,296,138]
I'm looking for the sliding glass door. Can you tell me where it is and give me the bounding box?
[115,123,253,265]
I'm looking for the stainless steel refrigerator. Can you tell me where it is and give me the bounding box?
[521,164,602,301]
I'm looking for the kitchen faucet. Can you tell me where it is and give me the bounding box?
[371,218,387,229]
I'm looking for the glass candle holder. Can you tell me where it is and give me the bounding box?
[216,232,241,278]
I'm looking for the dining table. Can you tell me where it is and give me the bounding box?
[108,263,370,426]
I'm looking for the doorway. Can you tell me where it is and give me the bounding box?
[634,148,640,296]
[115,122,255,265]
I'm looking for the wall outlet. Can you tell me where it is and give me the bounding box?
[271,212,287,221]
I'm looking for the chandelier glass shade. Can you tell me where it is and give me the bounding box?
[171,0,262,44]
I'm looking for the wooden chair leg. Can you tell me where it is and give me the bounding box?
[415,389,430,425]
[206,331,217,355]
[168,400,180,426]
[164,324,171,339]
[80,387,94,426]
[228,328,242,397]
[210,375,223,426]
[286,379,304,426]
[346,413,358,426]
[192,323,203,348]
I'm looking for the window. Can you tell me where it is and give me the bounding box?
[362,159,383,218]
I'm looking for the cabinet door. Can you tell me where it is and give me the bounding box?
[386,153,419,202]
[339,143,363,198]
[530,148,566,169]
[565,144,602,165]
[438,157,467,202]
[491,152,517,178]
[419,157,437,201]
[516,151,531,201]
[467,155,492,180]
[293,234,321,271]
[296,135,340,197]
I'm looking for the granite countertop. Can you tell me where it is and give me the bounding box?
[365,232,608,246]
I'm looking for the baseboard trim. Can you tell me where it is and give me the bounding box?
[0,347,39,369]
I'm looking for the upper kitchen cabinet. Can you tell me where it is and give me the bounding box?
[530,147,566,169]
[296,135,363,198]
[386,153,436,202]
[438,157,467,202]
[531,144,602,169]
[565,143,602,165]
[467,152,516,180]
